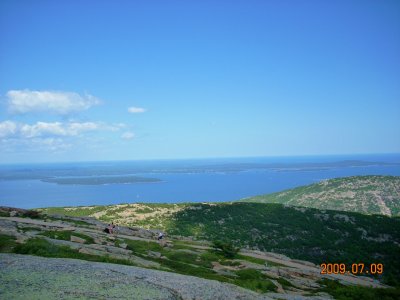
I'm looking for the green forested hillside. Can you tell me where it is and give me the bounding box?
[41,202,400,285]
[164,202,400,285]
[241,175,400,216]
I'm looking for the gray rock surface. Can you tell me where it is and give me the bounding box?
[70,235,86,244]
[0,254,272,300]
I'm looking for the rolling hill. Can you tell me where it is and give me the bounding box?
[241,175,400,216]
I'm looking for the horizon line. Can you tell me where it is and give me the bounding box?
[0,152,399,166]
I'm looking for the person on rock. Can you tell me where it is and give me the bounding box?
[104,223,114,234]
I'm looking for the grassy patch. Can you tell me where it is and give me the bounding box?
[37,206,107,217]
[277,277,295,288]
[200,251,220,262]
[45,215,92,227]
[135,207,153,214]
[317,279,400,300]
[163,250,198,265]
[237,254,266,265]
[124,239,163,255]
[13,238,134,266]
[171,241,198,250]
[234,269,277,293]
[237,255,286,267]
[39,230,94,244]
[0,234,17,252]
[211,240,239,258]
[0,211,10,217]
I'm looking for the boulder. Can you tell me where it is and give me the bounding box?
[147,251,162,258]
[78,247,106,257]
[70,235,86,244]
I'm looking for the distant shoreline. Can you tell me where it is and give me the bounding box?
[41,176,162,186]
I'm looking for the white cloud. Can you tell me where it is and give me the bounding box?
[121,131,135,140]
[6,90,101,114]
[128,106,146,113]
[0,120,115,139]
[19,121,102,138]
[0,120,17,138]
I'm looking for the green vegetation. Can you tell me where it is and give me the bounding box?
[44,215,92,227]
[39,203,187,229]
[30,176,400,293]
[124,239,163,254]
[211,240,239,258]
[236,254,285,267]
[0,234,17,252]
[242,175,400,216]
[2,204,399,297]
[39,205,107,217]
[234,269,277,293]
[277,277,295,288]
[0,211,10,217]
[13,238,134,266]
[39,230,94,244]
[317,278,400,300]
[39,199,400,286]
[164,202,400,285]
[20,210,41,219]
[119,238,277,293]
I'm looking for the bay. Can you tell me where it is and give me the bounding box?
[0,154,399,209]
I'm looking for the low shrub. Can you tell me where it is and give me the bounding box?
[317,279,400,300]
[211,240,239,259]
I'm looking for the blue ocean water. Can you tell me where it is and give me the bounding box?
[0,154,399,209]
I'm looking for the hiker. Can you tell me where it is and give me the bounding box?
[157,232,164,240]
[111,222,118,234]
[109,223,114,234]
[104,223,114,234]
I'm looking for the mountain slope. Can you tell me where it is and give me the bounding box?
[241,176,400,216]
[39,201,400,286]
[0,203,399,299]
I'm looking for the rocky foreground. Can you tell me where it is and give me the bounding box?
[0,253,272,300]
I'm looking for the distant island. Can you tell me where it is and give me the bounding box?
[42,176,162,185]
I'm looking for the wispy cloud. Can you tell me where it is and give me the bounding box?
[121,131,135,140]
[0,136,71,153]
[6,90,101,114]
[0,120,17,138]
[128,106,146,114]
[0,120,116,139]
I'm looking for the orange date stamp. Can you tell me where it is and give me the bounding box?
[320,263,383,275]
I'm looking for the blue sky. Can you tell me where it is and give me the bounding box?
[0,0,399,163]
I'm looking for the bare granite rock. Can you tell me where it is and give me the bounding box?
[0,254,273,300]
[70,235,86,244]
